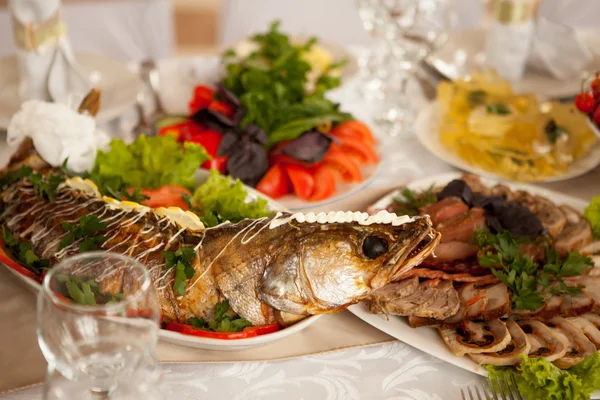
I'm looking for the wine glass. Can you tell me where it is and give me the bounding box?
[356,0,393,99]
[374,0,455,137]
[37,252,162,399]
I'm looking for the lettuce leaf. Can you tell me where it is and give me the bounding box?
[193,170,273,227]
[486,352,600,400]
[91,135,209,192]
[583,196,600,239]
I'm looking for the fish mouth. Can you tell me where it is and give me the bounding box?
[371,223,440,289]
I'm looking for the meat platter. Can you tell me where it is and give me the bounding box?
[348,172,600,398]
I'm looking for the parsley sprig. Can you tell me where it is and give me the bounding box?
[1,225,49,275]
[164,246,197,296]
[0,166,63,201]
[392,186,437,216]
[59,215,107,251]
[56,274,124,305]
[188,300,252,333]
[475,228,592,311]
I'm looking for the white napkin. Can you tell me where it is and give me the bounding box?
[527,17,592,80]
[8,0,90,104]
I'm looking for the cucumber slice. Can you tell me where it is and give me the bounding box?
[154,115,189,130]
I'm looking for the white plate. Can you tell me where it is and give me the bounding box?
[0,53,141,130]
[157,55,382,211]
[415,101,600,183]
[426,28,600,99]
[2,177,321,351]
[349,172,600,398]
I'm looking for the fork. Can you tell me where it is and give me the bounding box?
[460,374,524,400]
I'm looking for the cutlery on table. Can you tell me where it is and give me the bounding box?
[460,374,523,400]
[140,59,167,131]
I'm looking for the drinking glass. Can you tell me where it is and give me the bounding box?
[374,0,455,137]
[37,252,163,399]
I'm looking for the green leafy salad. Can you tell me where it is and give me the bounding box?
[221,21,352,145]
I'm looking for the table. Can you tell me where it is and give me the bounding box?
[1,55,599,400]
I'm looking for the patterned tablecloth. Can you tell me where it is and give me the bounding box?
[2,53,599,400]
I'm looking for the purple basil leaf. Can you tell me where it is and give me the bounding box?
[217,132,239,156]
[217,84,241,109]
[281,131,332,164]
[244,123,268,145]
[190,108,234,133]
[226,139,269,187]
[233,108,246,126]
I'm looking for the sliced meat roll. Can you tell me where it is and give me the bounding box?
[567,316,600,349]
[532,196,567,238]
[547,317,597,369]
[458,283,509,321]
[560,291,595,317]
[411,279,460,320]
[555,205,593,255]
[518,320,568,362]
[367,279,437,315]
[439,319,510,356]
[469,320,530,366]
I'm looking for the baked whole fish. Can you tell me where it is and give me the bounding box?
[0,173,440,326]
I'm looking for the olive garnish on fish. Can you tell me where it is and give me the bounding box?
[363,236,388,259]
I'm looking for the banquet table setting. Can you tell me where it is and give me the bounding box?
[1,0,600,399]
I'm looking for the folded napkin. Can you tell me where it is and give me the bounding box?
[527,17,592,80]
[9,0,90,104]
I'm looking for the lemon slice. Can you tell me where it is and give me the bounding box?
[102,196,151,214]
[63,177,101,197]
[155,207,205,231]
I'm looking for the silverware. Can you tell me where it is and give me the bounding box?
[140,59,167,120]
[461,374,524,400]
[132,91,151,138]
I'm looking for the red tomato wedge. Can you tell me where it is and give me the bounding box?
[268,154,316,169]
[256,164,290,199]
[331,139,378,164]
[189,85,215,114]
[330,120,375,146]
[323,150,363,182]
[164,322,281,340]
[201,156,228,174]
[188,129,223,156]
[137,185,192,210]
[309,166,337,201]
[285,165,315,200]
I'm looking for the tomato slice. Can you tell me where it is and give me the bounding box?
[138,185,192,210]
[242,324,281,335]
[256,164,291,199]
[323,149,363,182]
[331,139,378,164]
[331,120,375,146]
[165,322,259,339]
[285,164,315,200]
[188,129,223,156]
[268,154,316,169]
[309,165,337,201]
[201,156,228,174]
[189,85,215,114]
[208,101,235,119]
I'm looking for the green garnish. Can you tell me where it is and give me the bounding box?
[29,172,63,202]
[0,166,33,190]
[392,186,437,216]
[467,90,487,107]
[221,21,352,145]
[123,188,150,203]
[181,193,201,214]
[163,246,197,296]
[475,228,592,311]
[187,300,252,333]
[88,135,210,195]
[56,274,125,305]
[486,103,511,115]
[583,196,600,239]
[487,352,600,400]
[544,119,568,144]
[59,215,107,251]
[1,225,49,274]
[192,170,273,227]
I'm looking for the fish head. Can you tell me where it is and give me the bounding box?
[259,211,440,320]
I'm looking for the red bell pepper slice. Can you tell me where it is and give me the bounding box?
[164,322,258,339]
[201,156,228,174]
[189,85,215,114]
[188,129,223,157]
[242,324,281,336]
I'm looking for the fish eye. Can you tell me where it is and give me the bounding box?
[363,236,388,259]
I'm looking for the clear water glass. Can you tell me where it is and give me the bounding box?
[373,0,455,137]
[37,252,162,399]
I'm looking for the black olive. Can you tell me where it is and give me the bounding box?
[363,236,388,259]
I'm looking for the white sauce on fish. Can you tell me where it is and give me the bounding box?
[268,210,414,229]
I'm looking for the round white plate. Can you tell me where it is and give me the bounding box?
[426,28,600,99]
[0,53,141,130]
[2,178,321,351]
[415,101,600,183]
[157,55,381,211]
[349,172,600,398]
